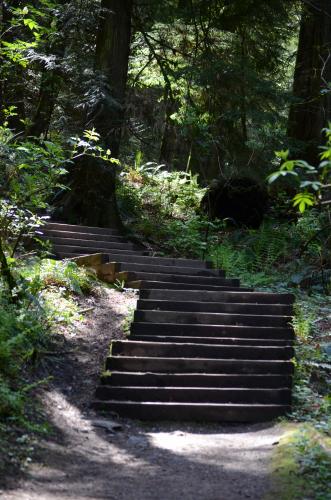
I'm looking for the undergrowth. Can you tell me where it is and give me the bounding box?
[0,259,95,423]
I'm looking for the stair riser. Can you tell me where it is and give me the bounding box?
[128,335,294,347]
[117,263,224,277]
[45,223,120,236]
[139,289,294,304]
[107,357,294,374]
[53,244,141,254]
[127,272,239,286]
[51,238,138,251]
[101,373,293,389]
[137,300,293,316]
[91,401,291,422]
[111,343,294,360]
[134,310,292,328]
[95,387,292,404]
[132,281,250,292]
[97,253,212,269]
[131,323,295,340]
[42,231,125,243]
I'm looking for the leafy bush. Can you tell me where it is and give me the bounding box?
[0,259,95,419]
[22,259,95,296]
[268,127,331,213]
[208,212,331,292]
[118,161,203,216]
[0,302,47,417]
[117,160,218,257]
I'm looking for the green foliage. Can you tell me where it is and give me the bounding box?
[22,259,96,297]
[272,425,331,500]
[0,301,47,417]
[163,216,224,258]
[128,1,296,175]
[268,127,331,212]
[0,258,95,419]
[0,121,67,209]
[117,159,211,257]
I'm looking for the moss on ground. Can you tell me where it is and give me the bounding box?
[269,424,331,500]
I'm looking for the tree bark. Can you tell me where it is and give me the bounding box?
[56,0,133,228]
[288,0,331,163]
[92,0,133,156]
[159,90,177,165]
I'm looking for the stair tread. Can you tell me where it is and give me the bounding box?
[116,262,224,276]
[111,355,293,363]
[140,289,294,304]
[102,253,212,268]
[123,271,238,284]
[129,281,249,291]
[93,399,289,406]
[137,299,293,314]
[113,339,293,348]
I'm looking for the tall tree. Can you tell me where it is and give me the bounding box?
[92,0,133,156]
[57,0,133,227]
[288,0,331,163]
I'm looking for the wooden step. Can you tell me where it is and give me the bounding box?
[134,310,292,328]
[121,272,239,286]
[53,244,144,256]
[51,237,139,251]
[107,356,294,374]
[131,322,295,340]
[115,262,225,277]
[139,289,295,304]
[98,253,213,269]
[42,229,127,243]
[111,340,294,360]
[128,334,294,346]
[91,401,291,421]
[95,386,292,404]
[101,371,293,388]
[137,299,293,316]
[45,222,120,235]
[128,281,249,291]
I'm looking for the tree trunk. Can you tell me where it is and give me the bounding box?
[92,0,133,156]
[288,0,331,163]
[56,0,133,228]
[159,90,177,165]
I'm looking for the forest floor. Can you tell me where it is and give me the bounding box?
[0,287,288,500]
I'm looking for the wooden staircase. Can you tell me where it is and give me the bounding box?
[42,222,295,422]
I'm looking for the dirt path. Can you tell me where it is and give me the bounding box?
[1,287,284,500]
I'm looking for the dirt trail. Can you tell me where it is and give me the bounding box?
[1,288,284,500]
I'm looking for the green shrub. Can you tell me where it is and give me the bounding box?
[0,259,96,419]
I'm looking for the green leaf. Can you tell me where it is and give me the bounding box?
[275,149,289,161]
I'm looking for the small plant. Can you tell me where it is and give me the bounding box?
[268,126,331,213]
[123,306,135,335]
[112,279,126,292]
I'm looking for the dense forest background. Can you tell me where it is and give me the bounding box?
[0,1,331,495]
[1,0,331,229]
